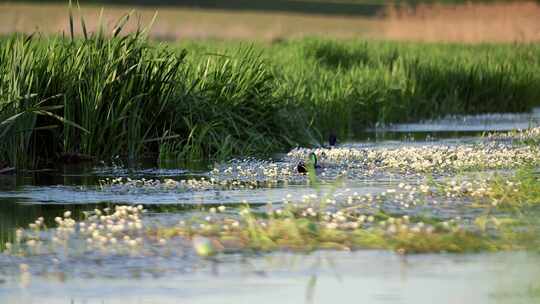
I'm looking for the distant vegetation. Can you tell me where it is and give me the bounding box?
[3,2,540,43]
[1,22,540,168]
[7,0,537,16]
[3,0,386,16]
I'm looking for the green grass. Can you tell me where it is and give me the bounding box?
[0,33,309,167]
[2,17,540,168]
[268,39,540,137]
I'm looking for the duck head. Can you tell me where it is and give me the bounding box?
[309,152,319,168]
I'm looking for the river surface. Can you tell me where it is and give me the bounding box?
[1,110,540,304]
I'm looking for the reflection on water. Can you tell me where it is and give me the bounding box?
[0,251,538,304]
[1,109,540,303]
[359,108,540,142]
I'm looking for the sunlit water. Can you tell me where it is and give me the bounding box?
[369,108,540,133]
[1,109,539,303]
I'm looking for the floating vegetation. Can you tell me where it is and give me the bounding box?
[5,167,540,261]
[158,169,540,254]
[289,142,540,174]
[161,205,505,254]
[3,205,151,257]
[99,177,217,193]
[94,134,540,197]
[488,126,540,145]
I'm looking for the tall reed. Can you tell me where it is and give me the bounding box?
[0,26,310,167]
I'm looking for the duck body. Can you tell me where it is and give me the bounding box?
[328,133,337,147]
[296,152,320,174]
[320,132,337,149]
[297,161,308,174]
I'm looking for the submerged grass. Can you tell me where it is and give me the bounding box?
[2,14,540,167]
[166,212,504,254]
[477,169,540,210]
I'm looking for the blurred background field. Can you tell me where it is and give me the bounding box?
[2,1,540,42]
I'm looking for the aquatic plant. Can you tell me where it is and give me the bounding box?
[445,168,540,210]
[7,164,540,257]
[3,205,148,257]
[164,206,502,254]
[289,143,540,174]
[94,133,540,201]
[488,126,540,146]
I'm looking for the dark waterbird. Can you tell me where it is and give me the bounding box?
[328,132,337,147]
[297,152,320,174]
[319,132,337,149]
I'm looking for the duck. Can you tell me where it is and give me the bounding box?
[297,152,320,174]
[320,132,337,149]
[328,132,337,147]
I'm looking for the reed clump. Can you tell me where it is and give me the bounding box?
[0,28,308,168]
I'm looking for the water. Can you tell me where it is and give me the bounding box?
[1,251,538,303]
[359,108,540,141]
[1,110,539,303]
